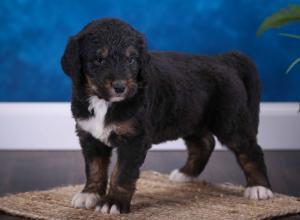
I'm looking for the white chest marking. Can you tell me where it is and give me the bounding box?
[77,96,113,146]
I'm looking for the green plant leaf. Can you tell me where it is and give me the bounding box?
[257,5,300,36]
[279,32,300,40]
[286,56,300,73]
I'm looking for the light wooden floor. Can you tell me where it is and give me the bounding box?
[0,150,300,219]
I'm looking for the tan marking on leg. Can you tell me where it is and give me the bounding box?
[237,153,269,186]
[180,134,214,177]
[83,157,110,195]
[109,162,135,200]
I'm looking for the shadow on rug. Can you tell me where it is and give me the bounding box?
[0,171,299,220]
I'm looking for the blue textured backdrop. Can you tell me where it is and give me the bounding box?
[0,0,299,101]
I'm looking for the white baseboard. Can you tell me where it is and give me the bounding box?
[0,102,299,150]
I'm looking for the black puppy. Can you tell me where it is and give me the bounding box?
[61,18,273,214]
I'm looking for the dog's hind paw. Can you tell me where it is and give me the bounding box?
[244,186,273,200]
[71,192,100,209]
[169,169,194,182]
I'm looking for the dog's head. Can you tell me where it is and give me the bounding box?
[61,18,148,102]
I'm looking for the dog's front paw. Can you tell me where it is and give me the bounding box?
[95,195,130,214]
[244,186,273,200]
[71,192,100,209]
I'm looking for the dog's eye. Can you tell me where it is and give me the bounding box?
[95,57,105,65]
[128,56,136,65]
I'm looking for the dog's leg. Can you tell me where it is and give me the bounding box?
[169,132,215,182]
[71,131,112,209]
[227,139,273,200]
[95,138,148,214]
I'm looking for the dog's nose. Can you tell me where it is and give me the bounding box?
[112,81,126,94]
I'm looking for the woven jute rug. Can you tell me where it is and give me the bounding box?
[0,171,299,220]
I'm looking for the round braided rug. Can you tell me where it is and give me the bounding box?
[0,171,299,220]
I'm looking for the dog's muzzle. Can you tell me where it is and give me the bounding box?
[112,81,126,94]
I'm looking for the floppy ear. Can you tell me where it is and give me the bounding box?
[61,37,81,79]
[136,33,150,71]
[137,44,150,87]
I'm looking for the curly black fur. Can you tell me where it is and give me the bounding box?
[61,18,271,213]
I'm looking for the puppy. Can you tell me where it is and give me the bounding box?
[61,18,273,214]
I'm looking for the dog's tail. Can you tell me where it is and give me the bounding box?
[221,51,261,134]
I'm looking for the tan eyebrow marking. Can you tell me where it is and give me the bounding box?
[125,46,138,57]
[96,47,108,58]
